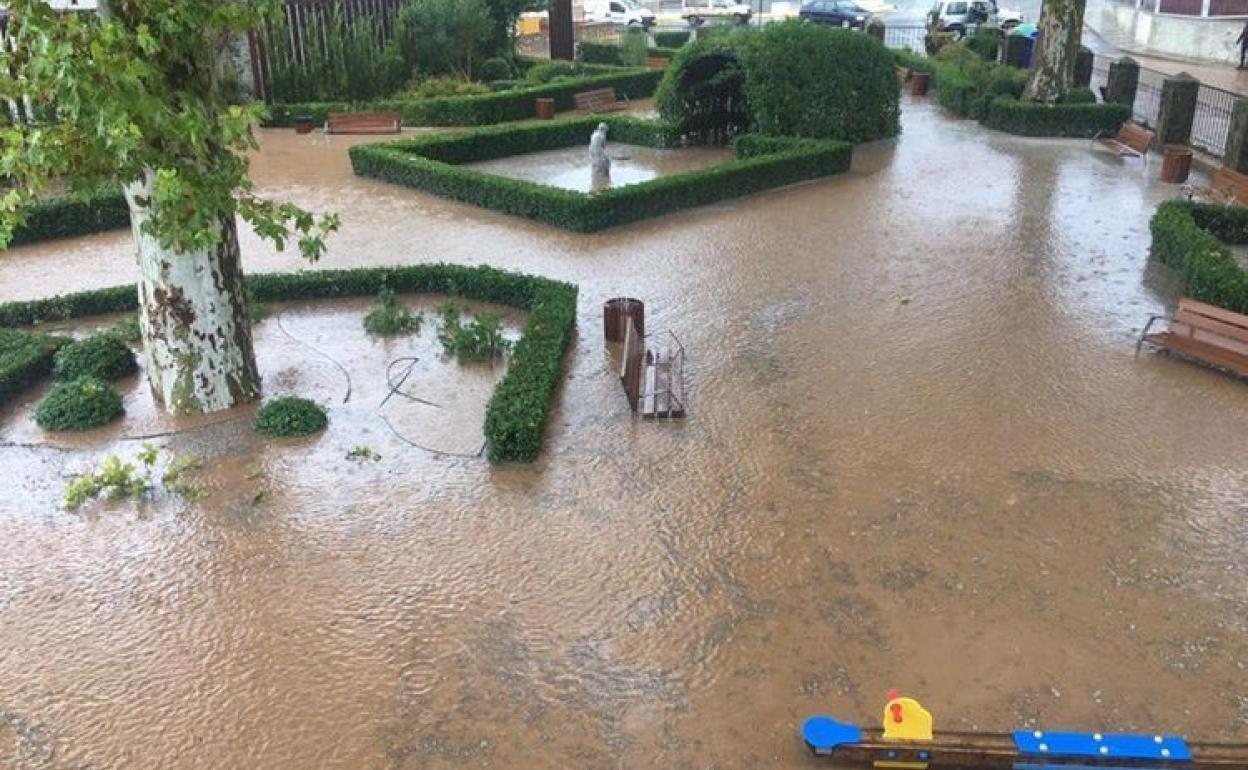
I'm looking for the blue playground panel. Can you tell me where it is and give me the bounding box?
[1014,730,1192,763]
[802,716,862,753]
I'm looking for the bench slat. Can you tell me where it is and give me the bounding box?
[1173,310,1248,347]
[1145,332,1248,377]
[1179,297,1248,330]
[326,111,401,135]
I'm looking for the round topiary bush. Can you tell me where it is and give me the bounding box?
[254,396,328,437]
[478,57,512,82]
[53,333,137,382]
[658,21,900,144]
[35,376,125,432]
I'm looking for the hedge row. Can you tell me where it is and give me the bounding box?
[6,190,129,248]
[0,329,69,407]
[981,96,1131,138]
[0,264,578,462]
[1150,200,1248,314]
[349,114,852,232]
[578,41,680,65]
[264,67,664,128]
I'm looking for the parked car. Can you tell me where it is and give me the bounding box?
[584,0,656,28]
[926,0,1022,36]
[681,0,753,26]
[799,0,873,29]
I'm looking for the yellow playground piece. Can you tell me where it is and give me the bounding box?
[877,691,933,769]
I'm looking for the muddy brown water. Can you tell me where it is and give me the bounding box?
[1,98,1246,770]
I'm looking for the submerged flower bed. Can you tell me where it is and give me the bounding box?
[0,264,577,463]
[349,114,853,232]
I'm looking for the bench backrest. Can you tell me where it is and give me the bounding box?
[1173,297,1248,356]
[645,56,670,70]
[326,111,401,134]
[1212,166,1248,204]
[573,88,618,110]
[1118,122,1154,154]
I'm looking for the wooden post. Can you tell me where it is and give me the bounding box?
[1155,73,1199,147]
[1224,99,1248,173]
[550,0,574,61]
[1074,46,1093,88]
[1105,56,1139,107]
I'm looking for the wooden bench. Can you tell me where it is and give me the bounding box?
[645,56,670,70]
[1095,121,1154,159]
[1211,166,1248,205]
[325,111,401,135]
[1137,297,1248,379]
[573,87,627,113]
[620,320,686,418]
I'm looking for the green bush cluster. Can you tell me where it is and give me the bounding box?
[981,96,1131,138]
[931,44,1028,120]
[964,28,1000,62]
[657,21,899,144]
[262,7,407,103]
[5,190,129,248]
[363,288,423,335]
[264,66,662,128]
[0,329,69,405]
[35,376,124,432]
[401,76,492,99]
[254,396,329,437]
[478,57,513,82]
[437,301,511,362]
[579,39,676,67]
[654,30,692,48]
[0,264,578,462]
[53,333,137,382]
[655,37,750,143]
[349,115,852,232]
[1150,201,1248,314]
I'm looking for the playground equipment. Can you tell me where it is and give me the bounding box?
[802,690,1246,768]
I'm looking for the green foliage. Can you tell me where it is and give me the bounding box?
[965,28,1000,62]
[35,376,125,432]
[1150,201,1248,314]
[254,396,329,437]
[479,57,513,82]
[347,445,382,461]
[402,76,492,99]
[263,6,407,102]
[654,30,692,48]
[363,287,424,335]
[264,66,662,128]
[892,48,937,75]
[1058,87,1097,104]
[655,37,751,143]
[63,450,153,509]
[981,96,1130,137]
[437,301,511,362]
[0,328,68,405]
[53,333,136,382]
[401,0,494,78]
[0,264,578,462]
[931,43,1027,120]
[620,29,649,67]
[107,315,142,343]
[526,60,587,83]
[4,190,129,248]
[2,0,338,260]
[925,32,958,56]
[349,115,853,232]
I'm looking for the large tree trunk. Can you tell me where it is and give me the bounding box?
[124,172,262,416]
[1022,0,1087,103]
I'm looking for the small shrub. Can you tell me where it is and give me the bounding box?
[363,287,424,335]
[654,30,691,48]
[924,32,958,56]
[0,329,68,405]
[981,96,1129,138]
[36,376,125,432]
[254,396,328,437]
[53,333,136,382]
[620,29,649,67]
[404,76,491,99]
[1058,86,1097,104]
[347,445,382,462]
[526,60,585,84]
[107,315,142,343]
[965,28,1000,62]
[63,451,152,509]
[437,301,511,362]
[478,57,512,81]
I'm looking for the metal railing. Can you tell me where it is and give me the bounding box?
[884,24,926,54]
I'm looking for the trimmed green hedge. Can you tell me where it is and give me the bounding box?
[53,333,137,382]
[6,190,129,248]
[35,376,125,432]
[0,264,577,462]
[264,67,663,128]
[981,96,1130,138]
[1150,200,1248,314]
[349,114,852,232]
[578,41,679,65]
[255,396,328,437]
[654,30,692,48]
[0,329,69,406]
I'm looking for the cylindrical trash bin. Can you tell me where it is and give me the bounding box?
[603,298,644,343]
[911,72,930,97]
[1161,144,1193,184]
[536,98,555,120]
[294,115,316,135]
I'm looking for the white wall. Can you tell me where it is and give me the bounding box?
[1096,2,1245,64]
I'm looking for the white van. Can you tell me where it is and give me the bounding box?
[583,0,657,28]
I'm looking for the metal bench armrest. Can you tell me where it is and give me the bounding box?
[1136,314,1167,356]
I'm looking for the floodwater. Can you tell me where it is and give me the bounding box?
[467,144,735,192]
[1,97,1247,770]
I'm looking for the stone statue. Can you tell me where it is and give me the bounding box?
[589,122,611,184]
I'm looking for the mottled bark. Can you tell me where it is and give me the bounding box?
[124,172,261,416]
[1023,0,1087,103]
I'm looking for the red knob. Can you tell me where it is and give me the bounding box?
[890,703,904,723]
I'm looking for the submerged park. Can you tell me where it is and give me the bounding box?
[1,1,1247,769]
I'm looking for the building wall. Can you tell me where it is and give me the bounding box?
[1095,1,1246,64]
